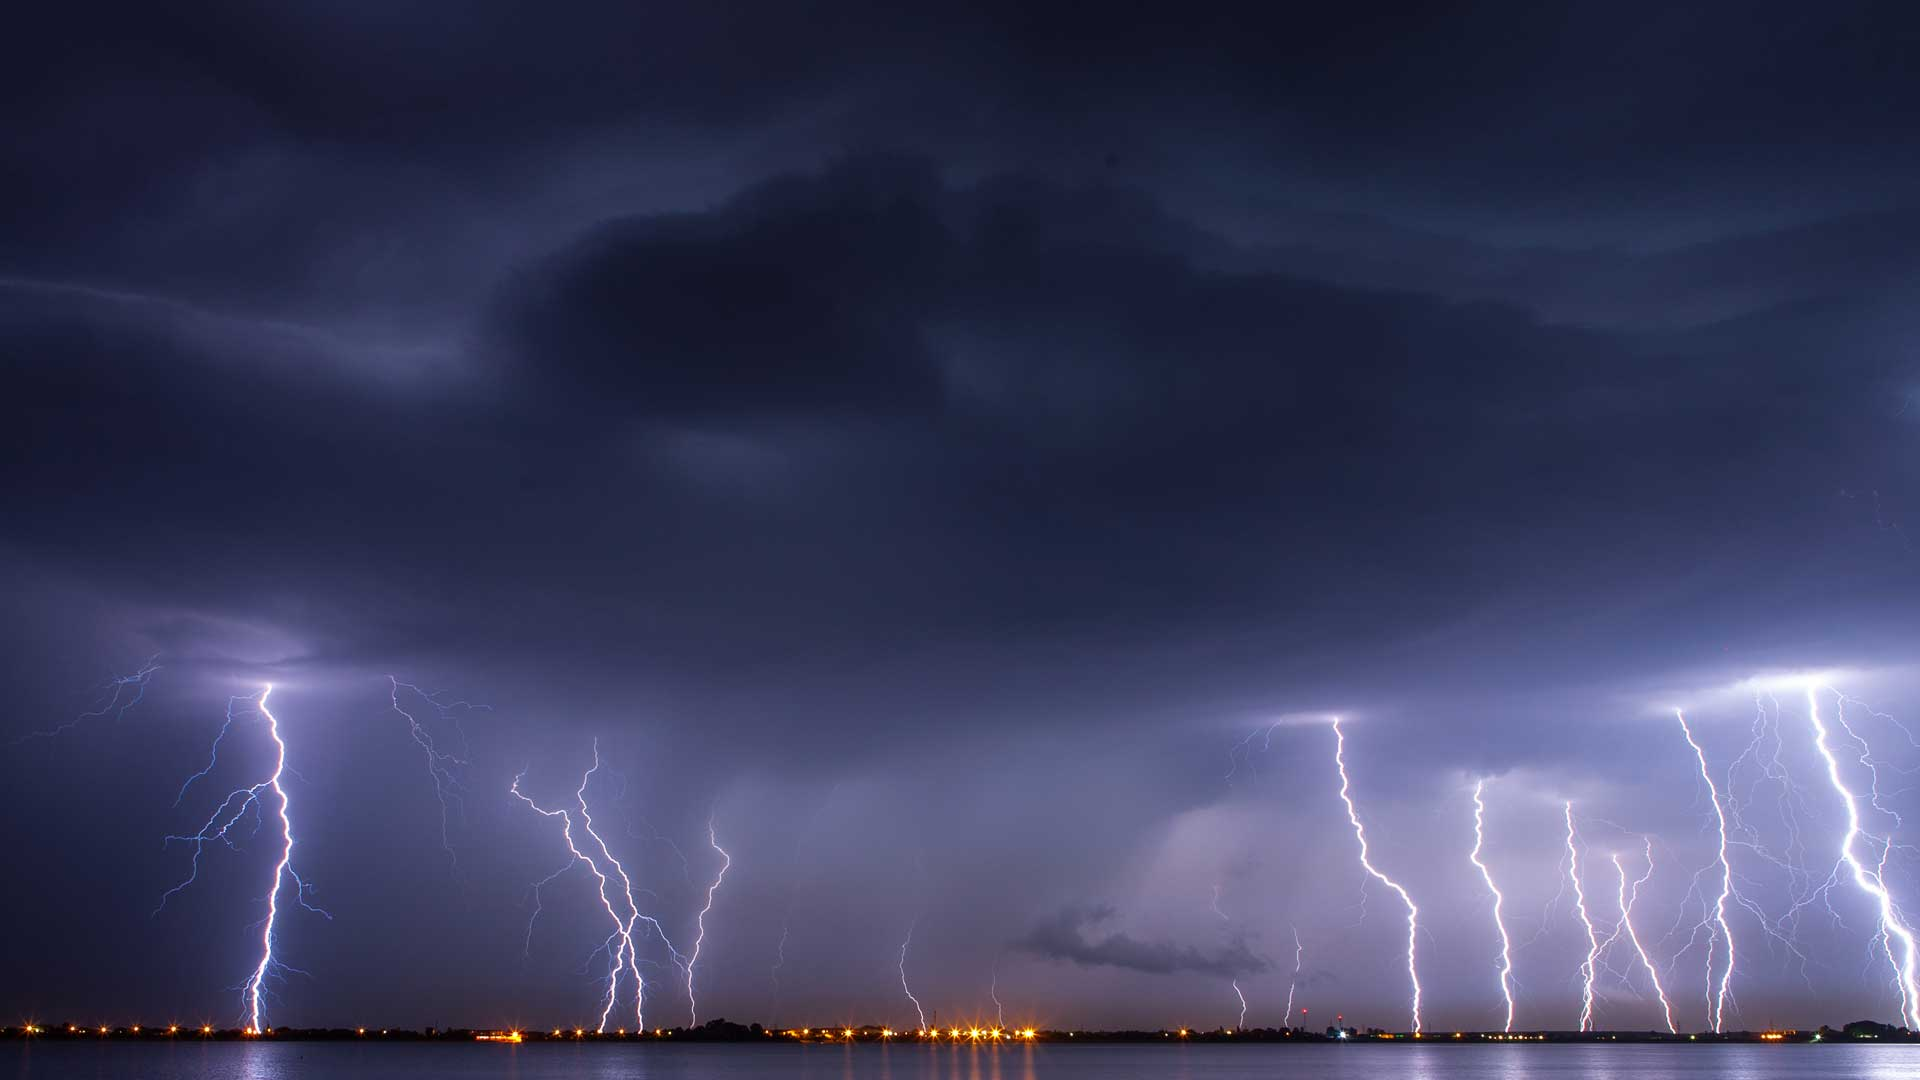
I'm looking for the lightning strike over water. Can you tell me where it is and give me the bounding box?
[1807,686,1920,1028]
[157,685,331,1032]
[1564,803,1601,1032]
[1284,924,1302,1029]
[898,918,927,1032]
[1613,842,1677,1033]
[238,687,319,1033]
[38,664,1920,1033]
[510,743,667,1032]
[16,656,160,742]
[578,743,683,1030]
[1468,780,1516,1032]
[1675,708,1738,1032]
[1211,884,1247,1030]
[686,818,731,1026]
[386,676,480,870]
[770,923,790,997]
[1330,717,1421,1033]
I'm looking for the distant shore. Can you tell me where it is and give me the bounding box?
[5,1022,1913,1045]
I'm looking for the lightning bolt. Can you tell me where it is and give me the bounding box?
[512,741,682,1032]
[519,846,580,961]
[1284,924,1303,1030]
[1612,841,1676,1033]
[770,783,839,1008]
[1674,708,1738,1032]
[580,744,689,1029]
[1564,802,1601,1032]
[1468,779,1516,1032]
[990,960,1005,1029]
[1330,717,1421,1033]
[173,692,248,808]
[627,812,693,888]
[15,656,160,742]
[157,685,331,1032]
[1703,691,1827,997]
[770,923,790,998]
[685,817,731,1026]
[1724,693,1815,907]
[1224,721,1282,787]
[511,763,636,1031]
[238,687,322,1033]
[898,917,927,1032]
[1210,884,1246,1030]
[1807,686,1920,1027]
[386,676,480,870]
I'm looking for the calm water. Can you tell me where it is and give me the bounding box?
[11,1042,1920,1080]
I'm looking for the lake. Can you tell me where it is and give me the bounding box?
[10,1042,1920,1079]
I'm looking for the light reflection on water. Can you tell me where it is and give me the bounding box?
[11,1041,1920,1080]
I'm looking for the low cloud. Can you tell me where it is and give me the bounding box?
[1015,904,1269,978]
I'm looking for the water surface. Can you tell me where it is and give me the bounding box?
[12,1041,1920,1079]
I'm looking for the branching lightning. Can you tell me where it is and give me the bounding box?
[386,676,481,870]
[16,656,160,742]
[173,693,248,808]
[55,657,1920,1033]
[584,745,688,1030]
[512,741,683,1032]
[1807,686,1920,1028]
[1225,721,1282,787]
[511,765,635,1031]
[1330,717,1421,1033]
[685,817,731,1026]
[1564,802,1601,1032]
[1724,693,1816,910]
[157,685,331,1032]
[1468,779,1516,1032]
[1612,841,1676,1033]
[1675,708,1738,1032]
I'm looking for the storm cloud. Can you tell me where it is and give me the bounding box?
[1017,904,1269,979]
[3,0,1919,1035]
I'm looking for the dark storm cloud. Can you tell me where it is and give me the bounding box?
[1219,204,1920,331]
[3,0,1920,1033]
[494,158,953,419]
[9,3,1920,294]
[5,147,1914,741]
[486,156,1913,686]
[1016,904,1269,978]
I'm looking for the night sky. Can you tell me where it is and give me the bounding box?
[4,2,1920,1036]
